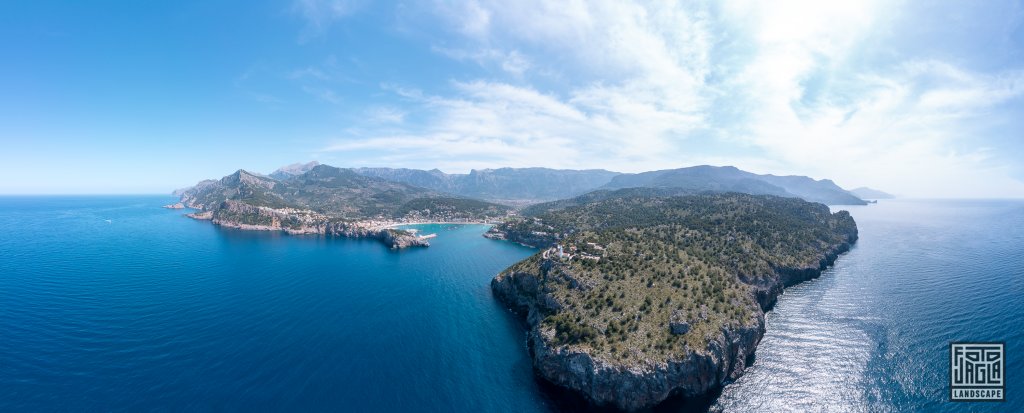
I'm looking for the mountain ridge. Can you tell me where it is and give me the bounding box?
[602,165,866,205]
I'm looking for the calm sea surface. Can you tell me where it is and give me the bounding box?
[0,196,1021,412]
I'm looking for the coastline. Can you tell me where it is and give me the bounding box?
[386,221,496,228]
[177,203,435,249]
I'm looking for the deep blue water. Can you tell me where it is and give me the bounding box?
[0,196,543,411]
[1,196,1021,412]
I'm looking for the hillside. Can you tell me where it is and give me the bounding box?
[519,187,701,217]
[603,165,867,205]
[488,193,857,410]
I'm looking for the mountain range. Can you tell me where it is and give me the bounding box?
[177,163,874,212]
[343,165,869,206]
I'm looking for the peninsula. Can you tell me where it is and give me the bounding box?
[487,192,857,410]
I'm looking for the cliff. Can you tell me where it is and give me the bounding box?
[488,194,857,410]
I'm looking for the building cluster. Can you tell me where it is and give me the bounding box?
[542,242,605,262]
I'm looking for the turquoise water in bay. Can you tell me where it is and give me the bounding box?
[1,196,1021,412]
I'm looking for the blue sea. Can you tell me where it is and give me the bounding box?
[0,196,1021,412]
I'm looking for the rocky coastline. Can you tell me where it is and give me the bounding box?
[488,209,858,411]
[184,200,430,249]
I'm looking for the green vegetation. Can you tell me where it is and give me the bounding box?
[395,197,510,220]
[496,193,856,363]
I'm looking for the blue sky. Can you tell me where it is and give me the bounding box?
[2,1,1023,197]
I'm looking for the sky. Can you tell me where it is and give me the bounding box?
[1,1,1023,197]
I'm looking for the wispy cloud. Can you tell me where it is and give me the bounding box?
[431,46,532,77]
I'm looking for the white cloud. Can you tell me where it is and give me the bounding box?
[315,0,1024,197]
[712,1,1024,197]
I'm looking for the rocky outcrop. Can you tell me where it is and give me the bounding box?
[669,310,690,335]
[528,315,762,411]
[492,262,766,411]
[322,221,430,249]
[162,202,185,209]
[186,211,212,220]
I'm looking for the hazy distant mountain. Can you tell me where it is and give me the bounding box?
[602,165,867,205]
[849,187,894,199]
[269,161,321,180]
[353,167,620,203]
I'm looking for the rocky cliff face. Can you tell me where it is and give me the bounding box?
[492,238,852,410]
[492,261,765,411]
